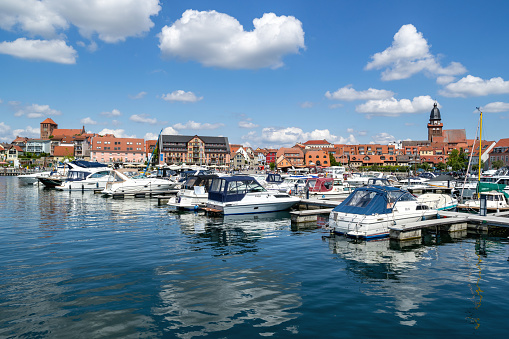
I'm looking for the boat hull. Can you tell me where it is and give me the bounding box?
[207,195,300,215]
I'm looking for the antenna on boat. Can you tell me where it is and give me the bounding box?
[476,107,483,199]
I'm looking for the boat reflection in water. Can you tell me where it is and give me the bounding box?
[324,235,434,326]
[155,211,301,337]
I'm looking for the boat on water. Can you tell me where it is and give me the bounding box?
[205,176,300,215]
[38,161,107,188]
[459,191,509,211]
[328,185,437,239]
[55,167,113,191]
[17,171,52,185]
[416,193,458,211]
[305,177,354,199]
[167,174,218,210]
[102,168,178,196]
[346,171,384,187]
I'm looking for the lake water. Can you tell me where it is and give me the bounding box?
[2,176,509,338]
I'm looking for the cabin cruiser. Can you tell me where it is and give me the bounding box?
[102,168,178,196]
[277,175,314,194]
[167,174,218,210]
[417,193,458,211]
[305,177,354,199]
[55,167,113,191]
[38,161,107,188]
[260,173,285,191]
[205,176,300,215]
[459,191,509,211]
[17,171,52,185]
[346,171,384,187]
[329,185,437,239]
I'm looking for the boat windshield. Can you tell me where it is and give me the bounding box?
[346,190,377,208]
[88,170,111,179]
[227,180,266,194]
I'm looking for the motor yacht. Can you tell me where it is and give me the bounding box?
[328,185,437,239]
[305,177,354,199]
[38,161,107,188]
[416,193,458,211]
[55,167,113,191]
[346,171,384,187]
[167,174,218,210]
[102,168,178,196]
[459,191,509,211]
[205,176,300,215]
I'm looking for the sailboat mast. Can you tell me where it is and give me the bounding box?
[477,107,482,184]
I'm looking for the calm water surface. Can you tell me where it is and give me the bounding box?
[1,176,509,338]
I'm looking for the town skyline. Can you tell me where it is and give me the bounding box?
[1,1,509,148]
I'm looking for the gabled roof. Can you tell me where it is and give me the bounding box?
[303,139,331,145]
[494,138,509,148]
[442,129,466,144]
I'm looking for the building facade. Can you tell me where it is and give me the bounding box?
[159,135,230,166]
[90,135,145,163]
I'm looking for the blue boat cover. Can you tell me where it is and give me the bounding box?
[72,160,108,168]
[332,185,415,215]
[266,173,284,184]
[208,176,266,203]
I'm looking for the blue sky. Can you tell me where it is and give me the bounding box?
[1,0,509,148]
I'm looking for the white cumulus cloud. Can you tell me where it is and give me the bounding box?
[158,10,305,69]
[97,128,135,138]
[356,95,436,117]
[325,85,395,101]
[12,126,40,139]
[0,0,68,38]
[480,102,509,113]
[80,117,97,125]
[129,91,147,99]
[129,114,158,124]
[47,0,161,43]
[14,103,62,118]
[439,75,509,98]
[365,24,466,81]
[161,90,203,103]
[101,109,121,117]
[239,121,259,129]
[173,120,224,130]
[0,38,77,64]
[371,132,397,145]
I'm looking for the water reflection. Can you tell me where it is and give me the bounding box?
[324,235,435,326]
[154,211,302,337]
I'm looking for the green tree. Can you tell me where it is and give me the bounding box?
[492,159,505,169]
[269,162,276,171]
[419,162,431,171]
[446,148,467,171]
[436,162,447,171]
[329,153,339,166]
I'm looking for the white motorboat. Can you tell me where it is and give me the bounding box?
[276,175,314,194]
[305,177,354,199]
[167,174,218,210]
[55,167,113,191]
[102,168,178,196]
[460,191,509,211]
[38,161,106,188]
[17,171,52,185]
[205,176,300,215]
[417,193,458,211]
[329,185,437,239]
[346,171,384,187]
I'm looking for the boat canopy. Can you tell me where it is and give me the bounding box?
[332,185,416,215]
[308,177,334,192]
[477,182,509,199]
[183,175,218,190]
[208,176,267,203]
[266,173,284,184]
[72,160,108,168]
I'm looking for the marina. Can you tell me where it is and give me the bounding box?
[3,174,509,337]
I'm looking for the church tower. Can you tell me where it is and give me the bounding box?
[40,118,58,139]
[427,102,443,142]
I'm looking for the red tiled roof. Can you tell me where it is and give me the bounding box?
[303,139,331,145]
[443,129,466,144]
[41,118,57,125]
[494,138,509,148]
[53,145,74,157]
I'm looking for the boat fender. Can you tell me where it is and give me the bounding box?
[194,205,199,210]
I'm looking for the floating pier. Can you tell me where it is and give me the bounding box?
[389,210,509,241]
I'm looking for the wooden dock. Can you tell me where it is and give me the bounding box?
[389,210,509,241]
